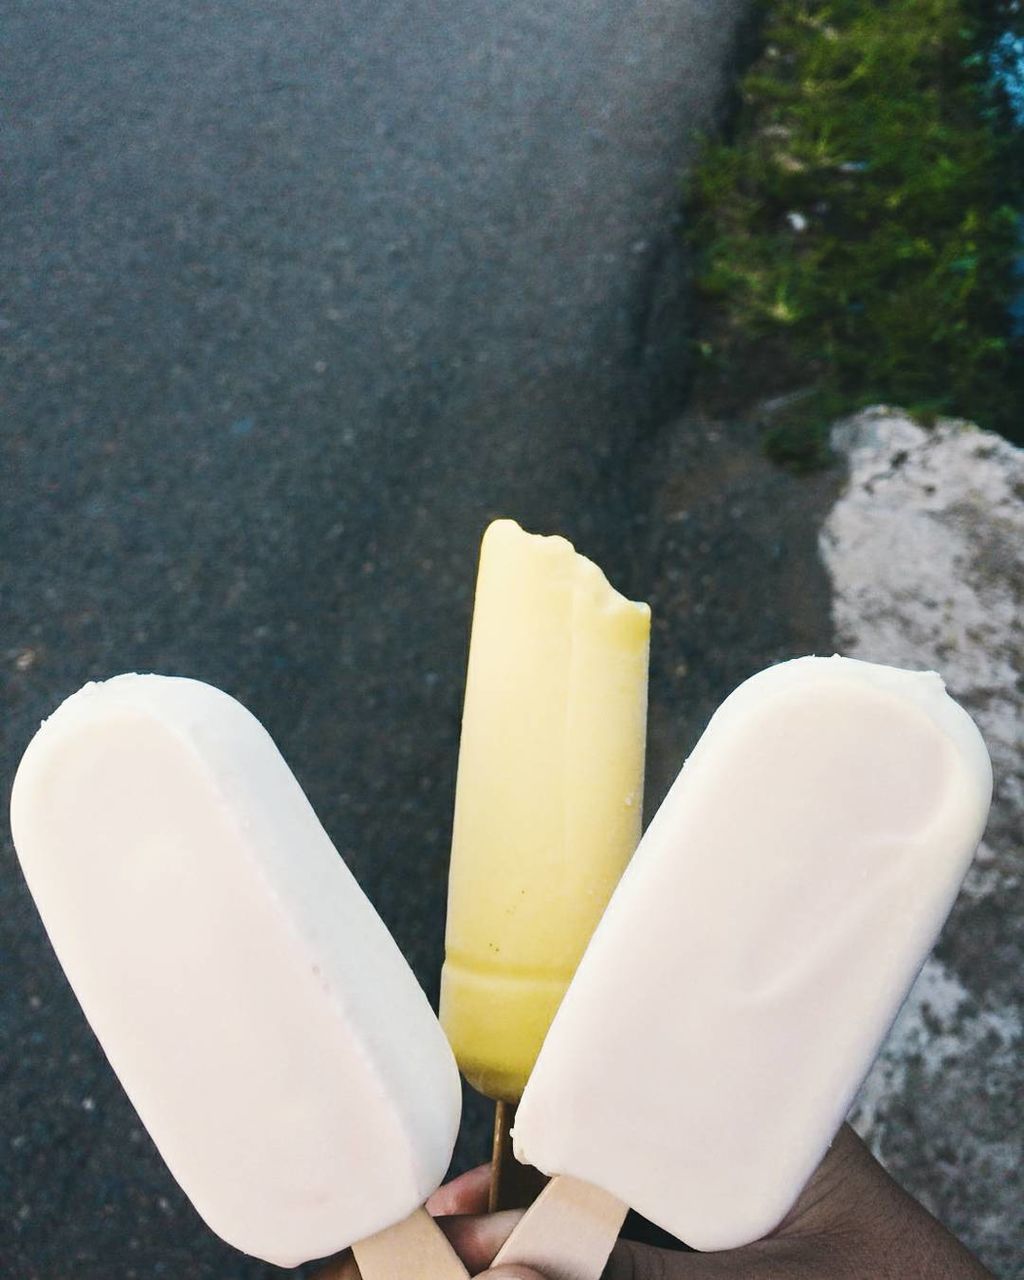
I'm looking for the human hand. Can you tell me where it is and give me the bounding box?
[427,1126,994,1279]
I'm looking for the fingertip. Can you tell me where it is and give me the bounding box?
[427,1163,493,1216]
[437,1209,524,1273]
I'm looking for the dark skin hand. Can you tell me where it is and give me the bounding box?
[314,1125,994,1279]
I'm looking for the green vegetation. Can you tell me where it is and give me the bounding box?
[688,0,1024,469]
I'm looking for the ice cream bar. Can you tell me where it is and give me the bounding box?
[501,656,991,1269]
[441,519,650,1105]
[10,675,464,1271]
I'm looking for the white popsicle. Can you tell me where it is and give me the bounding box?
[11,675,465,1274]
[499,655,992,1275]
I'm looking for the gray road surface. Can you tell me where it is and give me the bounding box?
[1,3,750,1276]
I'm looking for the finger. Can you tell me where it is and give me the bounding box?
[437,1208,525,1273]
[477,1268,549,1280]
[309,1251,361,1280]
[427,1163,493,1217]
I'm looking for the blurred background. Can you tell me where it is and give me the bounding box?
[2,1,1021,1276]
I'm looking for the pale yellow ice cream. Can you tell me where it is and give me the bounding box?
[440,519,650,1101]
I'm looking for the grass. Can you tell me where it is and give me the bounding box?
[688,0,1024,469]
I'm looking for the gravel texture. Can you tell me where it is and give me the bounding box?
[827,410,1024,1279]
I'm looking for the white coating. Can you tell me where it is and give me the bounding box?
[10,675,461,1266]
[513,655,992,1251]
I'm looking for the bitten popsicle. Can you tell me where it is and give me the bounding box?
[440,519,649,1204]
[11,675,467,1278]
[495,655,992,1279]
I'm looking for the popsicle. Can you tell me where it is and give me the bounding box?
[494,655,992,1278]
[440,519,649,1202]
[10,674,467,1278]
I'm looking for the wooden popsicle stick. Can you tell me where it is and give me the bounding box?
[351,1206,469,1279]
[490,1100,550,1212]
[490,1099,515,1212]
[492,1174,628,1280]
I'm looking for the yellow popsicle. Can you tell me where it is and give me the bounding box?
[440,519,650,1104]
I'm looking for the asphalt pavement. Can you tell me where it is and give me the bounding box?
[1,3,750,1276]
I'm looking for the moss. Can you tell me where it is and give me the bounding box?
[688,0,1024,469]
[760,387,844,470]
